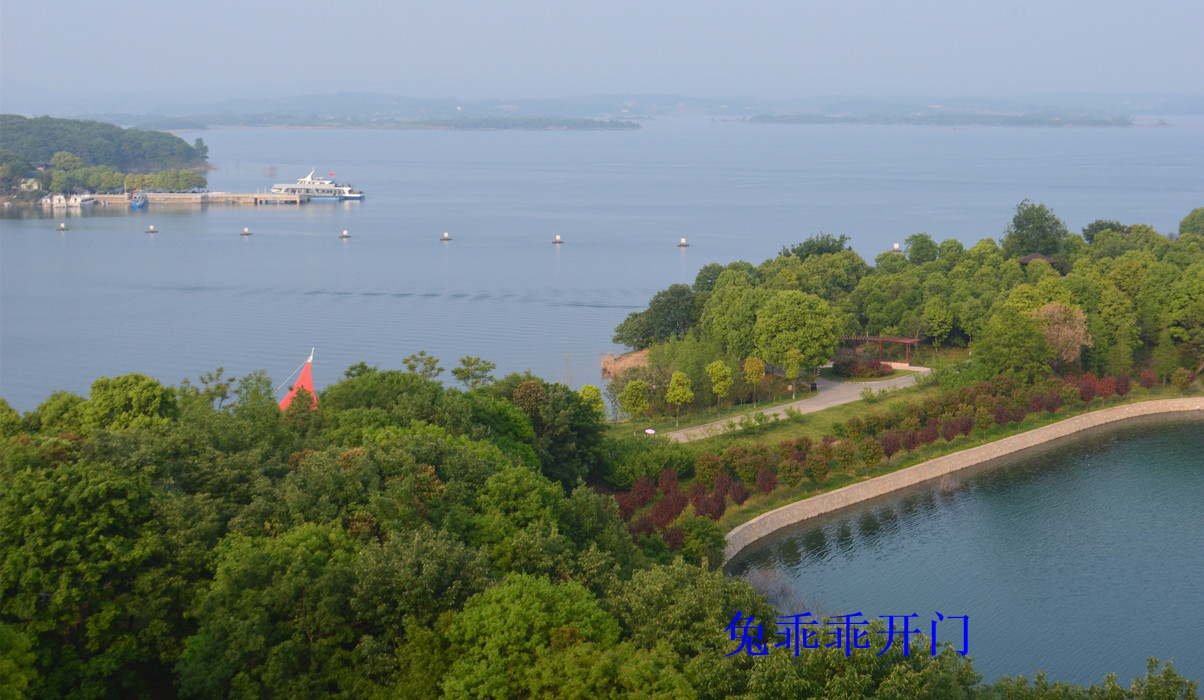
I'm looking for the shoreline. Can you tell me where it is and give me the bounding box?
[723,397,1204,564]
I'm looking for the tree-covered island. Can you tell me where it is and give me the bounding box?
[0,115,210,201]
[1,205,1202,698]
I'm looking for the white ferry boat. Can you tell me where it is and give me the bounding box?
[270,170,364,200]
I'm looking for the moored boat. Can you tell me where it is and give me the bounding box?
[271,170,364,200]
[130,192,147,209]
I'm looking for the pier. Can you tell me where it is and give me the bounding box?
[93,192,307,206]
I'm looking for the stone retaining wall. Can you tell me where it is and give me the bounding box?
[724,397,1204,563]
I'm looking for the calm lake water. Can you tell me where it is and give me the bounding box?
[727,417,1204,686]
[2,120,1202,409]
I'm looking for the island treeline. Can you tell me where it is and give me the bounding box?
[749,112,1133,127]
[607,203,1204,423]
[0,114,208,172]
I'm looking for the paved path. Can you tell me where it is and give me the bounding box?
[665,368,930,443]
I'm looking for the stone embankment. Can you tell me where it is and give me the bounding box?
[724,397,1204,563]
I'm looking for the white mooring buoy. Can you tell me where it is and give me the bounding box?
[57,222,68,231]
[441,231,452,241]
[241,227,253,236]
[553,234,563,244]
[339,229,351,238]
[677,237,689,247]
[146,224,157,234]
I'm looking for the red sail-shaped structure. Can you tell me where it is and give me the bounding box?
[279,350,318,411]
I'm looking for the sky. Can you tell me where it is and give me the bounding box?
[2,0,1202,103]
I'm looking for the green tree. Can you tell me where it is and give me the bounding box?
[1002,199,1069,259]
[753,290,839,386]
[666,371,694,427]
[176,524,357,699]
[451,356,496,390]
[612,284,699,349]
[922,297,953,354]
[443,574,621,699]
[1082,218,1124,244]
[705,360,733,416]
[976,307,1055,383]
[403,350,444,379]
[743,356,766,407]
[1179,207,1204,237]
[49,150,84,171]
[82,373,177,433]
[617,379,650,432]
[780,232,851,260]
[578,383,606,418]
[905,232,939,264]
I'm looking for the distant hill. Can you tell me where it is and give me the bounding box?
[0,114,208,172]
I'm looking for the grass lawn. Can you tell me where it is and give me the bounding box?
[605,388,819,438]
[818,366,917,383]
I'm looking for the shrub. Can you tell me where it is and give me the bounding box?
[1172,368,1195,393]
[1139,369,1156,389]
[1027,394,1044,413]
[860,387,877,402]
[833,441,856,471]
[729,481,750,505]
[694,452,723,488]
[942,421,958,442]
[628,515,654,538]
[756,467,777,495]
[1011,406,1027,424]
[688,482,707,511]
[650,490,687,528]
[1044,391,1062,414]
[1079,381,1096,404]
[658,468,679,496]
[699,491,727,521]
[957,415,974,436]
[858,438,883,469]
[902,430,919,452]
[920,423,939,445]
[616,492,636,521]
[975,406,994,435]
[815,442,835,463]
[806,453,829,486]
[1116,374,1132,398]
[864,413,884,438]
[662,526,685,551]
[713,471,733,498]
[880,430,901,461]
[830,421,848,438]
[993,404,1010,428]
[778,459,804,488]
[721,445,747,473]
[1097,376,1116,400]
[631,475,656,506]
[845,416,866,441]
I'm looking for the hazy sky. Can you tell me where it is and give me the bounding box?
[3,0,1202,100]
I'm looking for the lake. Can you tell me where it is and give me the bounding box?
[2,120,1202,410]
[726,417,1204,685]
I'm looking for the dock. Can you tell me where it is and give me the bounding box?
[93,192,308,206]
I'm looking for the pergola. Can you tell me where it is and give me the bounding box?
[838,336,920,365]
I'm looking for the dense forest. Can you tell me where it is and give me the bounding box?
[0,114,208,172]
[607,203,1204,420]
[1,360,1198,698]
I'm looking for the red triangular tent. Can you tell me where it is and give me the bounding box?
[279,350,318,411]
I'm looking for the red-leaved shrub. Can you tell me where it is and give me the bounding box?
[942,421,959,442]
[632,476,656,506]
[663,526,684,551]
[658,468,679,496]
[729,481,749,505]
[1116,374,1132,397]
[1097,376,1116,400]
[880,430,901,460]
[616,492,635,522]
[650,490,687,528]
[902,430,919,452]
[756,467,778,495]
[1140,369,1156,389]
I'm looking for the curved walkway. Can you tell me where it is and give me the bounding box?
[723,397,1204,564]
[665,369,930,443]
